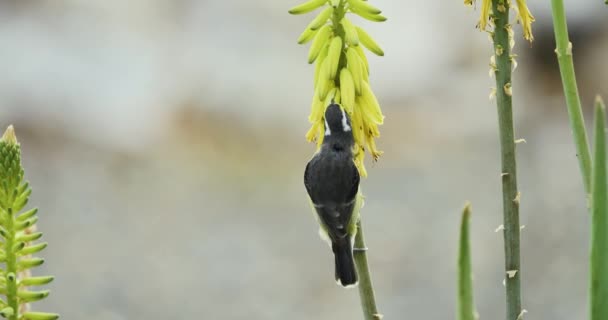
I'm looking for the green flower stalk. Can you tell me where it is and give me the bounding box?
[290,0,385,177]
[550,0,592,196]
[0,126,58,320]
[465,1,534,319]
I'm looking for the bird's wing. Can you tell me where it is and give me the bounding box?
[324,161,360,240]
[346,160,360,202]
[304,155,361,241]
[304,157,315,200]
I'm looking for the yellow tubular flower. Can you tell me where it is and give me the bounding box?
[365,126,383,161]
[306,93,324,143]
[514,0,535,42]
[351,103,365,147]
[308,93,324,123]
[467,0,534,42]
[478,0,492,31]
[355,147,367,177]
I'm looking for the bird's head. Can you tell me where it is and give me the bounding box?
[324,103,352,137]
[322,103,354,151]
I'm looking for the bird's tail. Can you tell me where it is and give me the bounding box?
[332,238,358,287]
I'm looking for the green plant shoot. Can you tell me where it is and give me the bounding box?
[590,96,608,320]
[0,126,58,320]
[457,202,476,320]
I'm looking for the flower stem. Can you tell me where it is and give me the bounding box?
[354,219,381,320]
[4,208,18,320]
[491,2,522,319]
[550,0,592,196]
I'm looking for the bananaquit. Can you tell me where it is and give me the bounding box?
[304,103,361,287]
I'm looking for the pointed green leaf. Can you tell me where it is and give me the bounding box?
[591,95,608,320]
[457,202,476,320]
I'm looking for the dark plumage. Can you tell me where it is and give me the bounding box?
[304,103,360,287]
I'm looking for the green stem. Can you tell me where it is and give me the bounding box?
[4,208,18,320]
[550,0,592,196]
[331,2,347,87]
[354,220,381,320]
[491,2,522,319]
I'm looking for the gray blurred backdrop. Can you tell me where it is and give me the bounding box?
[0,0,607,319]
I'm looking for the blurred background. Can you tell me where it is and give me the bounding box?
[0,0,607,319]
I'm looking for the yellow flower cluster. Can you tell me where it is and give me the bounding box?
[290,0,386,177]
[467,0,534,42]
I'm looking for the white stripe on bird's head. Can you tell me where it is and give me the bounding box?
[340,108,351,132]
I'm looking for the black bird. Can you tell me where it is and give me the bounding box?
[304,103,361,287]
